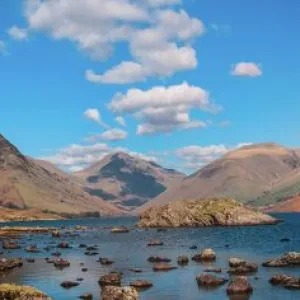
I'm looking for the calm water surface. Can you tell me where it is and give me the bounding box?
[0,214,300,300]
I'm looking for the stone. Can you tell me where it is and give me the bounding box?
[82,268,88,272]
[228,263,258,274]
[25,244,41,253]
[269,274,300,290]
[148,256,171,263]
[196,274,227,287]
[61,281,80,289]
[153,263,177,272]
[99,272,122,286]
[130,280,153,289]
[203,268,222,273]
[57,241,70,249]
[79,293,93,300]
[192,248,216,262]
[52,231,60,238]
[147,240,163,246]
[129,268,142,273]
[229,257,245,267]
[177,256,189,265]
[226,276,253,295]
[97,258,114,265]
[263,252,300,267]
[54,258,70,268]
[101,286,139,300]
[0,258,23,272]
[111,227,129,233]
[2,240,20,250]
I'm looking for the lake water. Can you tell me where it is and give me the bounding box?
[0,214,300,300]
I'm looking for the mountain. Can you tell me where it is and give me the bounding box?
[0,133,121,216]
[138,143,300,212]
[74,152,185,210]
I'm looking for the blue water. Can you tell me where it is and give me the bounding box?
[1,214,300,300]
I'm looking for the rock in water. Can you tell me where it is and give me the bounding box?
[270,274,300,289]
[0,283,51,299]
[138,198,279,228]
[227,276,253,295]
[263,252,300,267]
[101,286,139,300]
[196,274,227,287]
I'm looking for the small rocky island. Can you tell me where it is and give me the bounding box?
[138,198,279,228]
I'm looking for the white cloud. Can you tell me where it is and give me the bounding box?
[40,142,156,171]
[231,62,262,77]
[8,26,28,40]
[175,143,252,170]
[108,81,219,135]
[115,116,126,126]
[86,128,128,142]
[83,108,108,127]
[88,9,204,83]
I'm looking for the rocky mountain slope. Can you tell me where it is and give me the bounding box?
[138,143,300,212]
[0,133,121,216]
[75,152,184,210]
[138,198,278,228]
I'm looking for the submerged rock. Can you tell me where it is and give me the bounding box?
[57,241,70,249]
[263,252,300,267]
[129,268,142,273]
[54,258,70,268]
[0,283,51,299]
[138,198,279,228]
[203,268,222,273]
[196,274,227,287]
[226,276,253,295]
[192,249,216,262]
[101,286,139,300]
[97,258,114,265]
[99,272,122,286]
[79,293,93,300]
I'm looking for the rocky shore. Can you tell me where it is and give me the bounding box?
[138,198,279,228]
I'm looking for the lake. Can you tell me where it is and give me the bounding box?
[0,213,300,299]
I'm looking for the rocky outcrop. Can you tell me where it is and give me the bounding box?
[263,252,300,267]
[138,198,279,228]
[101,286,139,300]
[0,283,51,299]
[192,249,216,262]
[0,258,23,272]
[228,258,258,274]
[99,272,122,286]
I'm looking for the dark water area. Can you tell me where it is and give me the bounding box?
[0,213,300,299]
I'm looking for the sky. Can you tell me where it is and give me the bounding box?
[1,0,300,173]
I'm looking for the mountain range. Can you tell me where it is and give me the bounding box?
[1,132,300,218]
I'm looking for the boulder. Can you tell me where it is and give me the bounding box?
[228,263,258,274]
[192,249,216,262]
[101,286,139,300]
[25,245,41,253]
[147,240,163,246]
[148,256,171,263]
[196,274,227,287]
[229,257,245,267]
[153,263,177,272]
[52,231,60,238]
[57,241,70,249]
[54,258,70,268]
[60,281,80,289]
[111,227,129,233]
[97,258,114,265]
[79,293,93,300]
[226,276,253,295]
[263,252,300,267]
[0,258,23,272]
[130,280,153,289]
[177,256,189,265]
[99,272,122,286]
[269,274,300,289]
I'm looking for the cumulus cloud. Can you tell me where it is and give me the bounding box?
[108,82,219,135]
[17,0,204,83]
[8,26,28,40]
[115,116,126,126]
[83,108,108,127]
[86,128,128,142]
[175,143,252,170]
[231,62,262,77]
[40,142,156,171]
[88,9,203,83]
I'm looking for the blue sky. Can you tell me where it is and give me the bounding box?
[1,0,300,173]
